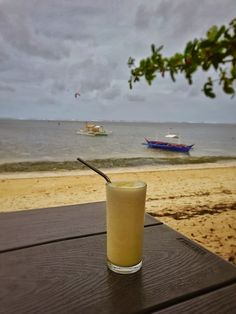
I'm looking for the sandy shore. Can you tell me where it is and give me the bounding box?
[1,162,236,264]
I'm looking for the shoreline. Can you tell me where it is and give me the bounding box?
[1,156,236,174]
[0,159,236,180]
[0,157,236,179]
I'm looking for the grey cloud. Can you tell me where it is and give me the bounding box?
[103,86,121,100]
[0,47,9,64]
[127,94,146,102]
[50,82,66,94]
[38,95,59,106]
[135,4,151,30]
[3,60,47,84]
[0,1,70,60]
[80,75,109,93]
[156,0,236,41]
[0,84,15,92]
[0,0,113,45]
[72,58,119,94]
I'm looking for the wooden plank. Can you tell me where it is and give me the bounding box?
[155,283,236,314]
[1,225,236,314]
[0,202,160,252]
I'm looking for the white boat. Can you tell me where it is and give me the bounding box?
[76,122,111,136]
[165,134,179,139]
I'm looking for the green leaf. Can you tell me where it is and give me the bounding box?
[202,78,216,98]
[224,29,232,40]
[145,74,155,85]
[185,72,193,84]
[170,70,176,82]
[140,59,146,69]
[207,25,218,41]
[151,44,156,54]
[212,58,219,70]
[128,78,133,89]
[156,45,164,52]
[184,41,193,54]
[223,81,235,94]
[199,39,212,49]
[202,62,211,71]
[205,89,216,98]
[215,26,226,41]
[231,66,236,78]
[127,57,135,67]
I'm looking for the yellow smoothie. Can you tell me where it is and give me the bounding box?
[106,181,147,267]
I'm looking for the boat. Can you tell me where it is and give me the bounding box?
[165,133,179,139]
[144,138,194,153]
[76,122,111,136]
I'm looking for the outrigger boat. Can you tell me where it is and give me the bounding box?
[76,122,111,136]
[144,138,194,153]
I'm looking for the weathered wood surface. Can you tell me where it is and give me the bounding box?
[155,283,236,314]
[1,225,236,314]
[0,201,160,252]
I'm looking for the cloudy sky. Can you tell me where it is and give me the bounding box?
[0,0,235,123]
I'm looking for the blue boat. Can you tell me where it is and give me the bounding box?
[144,138,194,153]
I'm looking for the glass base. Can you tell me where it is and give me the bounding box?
[107,260,142,274]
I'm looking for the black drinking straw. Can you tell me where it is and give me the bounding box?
[77,157,111,183]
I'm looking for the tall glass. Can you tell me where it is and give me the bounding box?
[106,181,147,274]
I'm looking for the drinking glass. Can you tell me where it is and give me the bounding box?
[106,181,147,274]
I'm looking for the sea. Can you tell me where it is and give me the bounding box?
[0,119,236,164]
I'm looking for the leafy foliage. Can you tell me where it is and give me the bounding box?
[128,18,236,98]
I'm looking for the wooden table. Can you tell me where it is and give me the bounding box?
[0,201,236,313]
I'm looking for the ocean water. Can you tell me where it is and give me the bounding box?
[0,119,236,164]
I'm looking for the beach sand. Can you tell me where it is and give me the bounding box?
[1,162,236,264]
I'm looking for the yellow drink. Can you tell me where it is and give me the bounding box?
[106,181,147,274]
